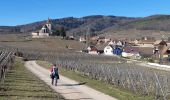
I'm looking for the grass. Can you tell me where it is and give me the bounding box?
[0,58,64,100]
[37,60,155,100]
[0,35,86,53]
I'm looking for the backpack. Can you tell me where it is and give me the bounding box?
[51,67,58,76]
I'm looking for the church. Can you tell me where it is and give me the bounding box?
[32,18,52,38]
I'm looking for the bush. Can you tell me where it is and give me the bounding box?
[148,58,154,63]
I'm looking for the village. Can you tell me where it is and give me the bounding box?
[32,18,170,64]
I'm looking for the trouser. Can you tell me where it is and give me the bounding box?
[51,78,58,86]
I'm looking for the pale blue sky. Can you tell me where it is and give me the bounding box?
[0,0,170,26]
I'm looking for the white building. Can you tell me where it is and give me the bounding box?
[116,41,123,46]
[104,45,114,56]
[79,37,86,42]
[122,47,141,59]
[32,18,52,38]
[122,52,141,59]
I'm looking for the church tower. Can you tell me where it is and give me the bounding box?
[46,18,52,34]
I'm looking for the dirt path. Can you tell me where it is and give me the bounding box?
[25,61,117,100]
[138,62,170,71]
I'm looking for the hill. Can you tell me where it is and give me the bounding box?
[1,15,170,39]
[102,15,170,39]
[0,15,136,35]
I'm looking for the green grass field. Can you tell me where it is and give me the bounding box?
[37,60,154,100]
[0,58,64,100]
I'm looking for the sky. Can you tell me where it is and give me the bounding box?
[0,0,170,26]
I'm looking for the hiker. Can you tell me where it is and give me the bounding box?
[50,64,59,86]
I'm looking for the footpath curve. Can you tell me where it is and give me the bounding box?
[25,61,117,100]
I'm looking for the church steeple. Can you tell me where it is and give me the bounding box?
[47,18,51,24]
[46,18,52,34]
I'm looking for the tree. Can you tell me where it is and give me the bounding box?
[60,27,66,39]
[52,30,60,36]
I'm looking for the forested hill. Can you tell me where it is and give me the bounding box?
[1,15,170,37]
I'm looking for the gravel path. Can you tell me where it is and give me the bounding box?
[25,61,117,100]
[138,62,170,71]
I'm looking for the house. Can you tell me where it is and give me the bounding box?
[66,36,74,40]
[133,39,139,44]
[108,41,116,46]
[104,38,111,43]
[122,47,141,59]
[153,40,170,62]
[116,41,123,46]
[136,39,155,47]
[134,37,155,47]
[32,18,52,38]
[126,39,138,46]
[109,40,125,47]
[104,41,123,56]
[97,36,111,44]
[104,45,114,56]
[79,37,86,42]
[87,45,98,55]
[139,47,154,58]
[113,46,123,56]
[91,36,98,41]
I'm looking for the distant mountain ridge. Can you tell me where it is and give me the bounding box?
[0,15,170,37]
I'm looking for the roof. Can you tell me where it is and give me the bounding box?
[138,40,155,44]
[88,45,98,51]
[42,25,48,29]
[154,40,162,45]
[159,40,167,46]
[138,47,153,56]
[98,36,105,39]
[158,45,169,55]
[96,43,108,50]
[123,47,140,53]
[90,36,98,40]
[105,45,114,49]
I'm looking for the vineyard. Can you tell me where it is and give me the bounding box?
[0,45,64,100]
[0,51,15,84]
[0,43,170,99]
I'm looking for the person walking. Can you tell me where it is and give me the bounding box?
[50,64,59,86]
